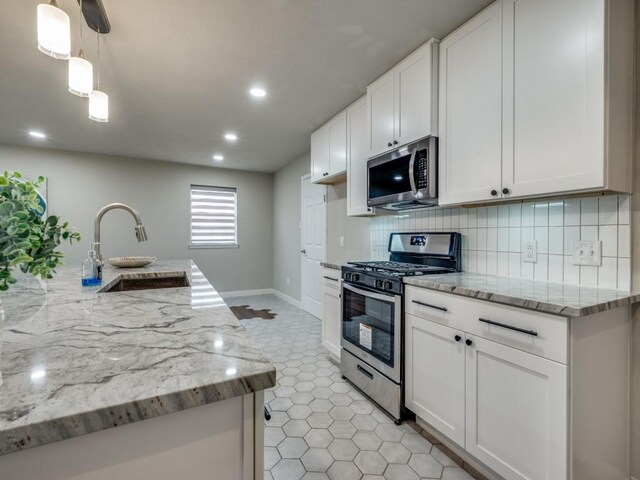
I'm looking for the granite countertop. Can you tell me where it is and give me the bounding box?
[0,260,276,456]
[321,262,344,270]
[404,273,640,318]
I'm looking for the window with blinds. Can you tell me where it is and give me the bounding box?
[189,185,238,247]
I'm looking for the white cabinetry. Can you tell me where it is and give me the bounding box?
[367,39,438,159]
[439,0,634,206]
[405,285,630,480]
[321,267,341,358]
[346,96,374,216]
[311,111,347,184]
[405,314,465,446]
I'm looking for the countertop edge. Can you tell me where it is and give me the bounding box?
[320,262,343,270]
[404,278,640,318]
[1,368,276,456]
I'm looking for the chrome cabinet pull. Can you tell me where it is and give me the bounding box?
[479,318,538,337]
[323,275,339,282]
[411,300,447,312]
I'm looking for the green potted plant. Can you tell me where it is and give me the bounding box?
[0,171,81,291]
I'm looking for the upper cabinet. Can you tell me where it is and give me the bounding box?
[367,39,439,159]
[311,110,347,184]
[347,96,374,216]
[439,0,634,206]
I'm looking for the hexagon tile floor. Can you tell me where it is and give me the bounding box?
[228,294,479,480]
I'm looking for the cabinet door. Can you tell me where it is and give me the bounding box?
[405,313,465,446]
[347,97,373,216]
[501,0,605,198]
[328,111,347,177]
[465,334,567,480]
[394,41,437,147]
[438,2,503,206]
[311,125,329,183]
[322,286,341,358]
[367,71,395,158]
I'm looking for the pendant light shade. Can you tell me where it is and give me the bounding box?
[37,1,71,59]
[89,90,108,122]
[68,53,93,97]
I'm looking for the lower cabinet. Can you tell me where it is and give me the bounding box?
[404,285,630,480]
[405,314,465,446]
[465,334,567,480]
[321,268,341,358]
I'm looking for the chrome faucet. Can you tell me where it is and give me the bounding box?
[94,203,148,260]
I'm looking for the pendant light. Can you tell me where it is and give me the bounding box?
[89,30,108,122]
[68,0,93,97]
[37,0,71,60]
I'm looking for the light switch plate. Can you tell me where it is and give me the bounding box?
[573,240,602,266]
[523,241,537,263]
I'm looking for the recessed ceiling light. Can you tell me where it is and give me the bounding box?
[213,154,224,161]
[249,87,266,98]
[224,133,238,142]
[29,130,47,139]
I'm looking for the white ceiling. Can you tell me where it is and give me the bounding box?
[0,0,492,172]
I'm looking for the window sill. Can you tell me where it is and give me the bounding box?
[188,244,239,250]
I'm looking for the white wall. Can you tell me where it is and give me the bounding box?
[326,182,370,265]
[2,144,274,293]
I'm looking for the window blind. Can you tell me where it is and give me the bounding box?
[190,185,238,246]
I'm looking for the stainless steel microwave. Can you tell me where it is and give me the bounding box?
[367,137,438,210]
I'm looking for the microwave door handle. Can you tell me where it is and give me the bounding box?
[408,149,418,194]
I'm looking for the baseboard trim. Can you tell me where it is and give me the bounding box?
[219,288,275,298]
[272,290,302,309]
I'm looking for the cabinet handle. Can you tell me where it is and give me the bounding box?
[357,364,374,379]
[502,187,510,195]
[454,335,462,342]
[387,142,393,147]
[465,339,473,346]
[393,140,398,145]
[479,318,538,337]
[490,189,498,196]
[323,275,339,282]
[412,299,448,312]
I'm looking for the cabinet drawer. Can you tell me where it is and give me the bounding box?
[321,268,341,290]
[405,286,568,364]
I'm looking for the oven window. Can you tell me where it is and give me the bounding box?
[369,155,413,199]
[342,287,395,367]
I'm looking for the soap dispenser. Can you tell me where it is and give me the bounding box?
[82,243,103,286]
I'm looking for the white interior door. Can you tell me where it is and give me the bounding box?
[301,175,326,319]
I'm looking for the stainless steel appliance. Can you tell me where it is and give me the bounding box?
[367,137,438,211]
[341,232,461,423]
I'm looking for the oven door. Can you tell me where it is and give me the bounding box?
[341,283,402,383]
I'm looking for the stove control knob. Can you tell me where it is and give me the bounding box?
[352,273,360,282]
[376,279,383,289]
[385,281,393,290]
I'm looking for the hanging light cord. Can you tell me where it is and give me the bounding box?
[78,0,84,57]
[96,28,100,90]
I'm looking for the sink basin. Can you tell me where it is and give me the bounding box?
[99,272,190,293]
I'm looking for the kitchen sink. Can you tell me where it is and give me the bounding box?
[99,272,190,293]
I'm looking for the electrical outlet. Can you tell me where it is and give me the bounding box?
[339,236,345,247]
[573,240,602,266]
[523,241,537,263]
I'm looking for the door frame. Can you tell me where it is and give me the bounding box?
[300,173,327,318]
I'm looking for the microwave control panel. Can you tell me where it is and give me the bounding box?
[415,149,429,189]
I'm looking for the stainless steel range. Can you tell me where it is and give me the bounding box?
[340,232,461,423]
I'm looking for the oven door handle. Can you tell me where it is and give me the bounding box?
[343,282,399,303]
[408,148,418,195]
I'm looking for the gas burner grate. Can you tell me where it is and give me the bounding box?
[347,261,445,274]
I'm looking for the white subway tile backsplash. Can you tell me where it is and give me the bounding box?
[549,202,564,227]
[580,198,599,225]
[368,194,631,289]
[534,203,549,226]
[618,225,630,258]
[564,199,581,226]
[599,225,617,257]
[598,196,618,225]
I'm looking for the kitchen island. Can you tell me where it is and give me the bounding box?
[0,260,275,480]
